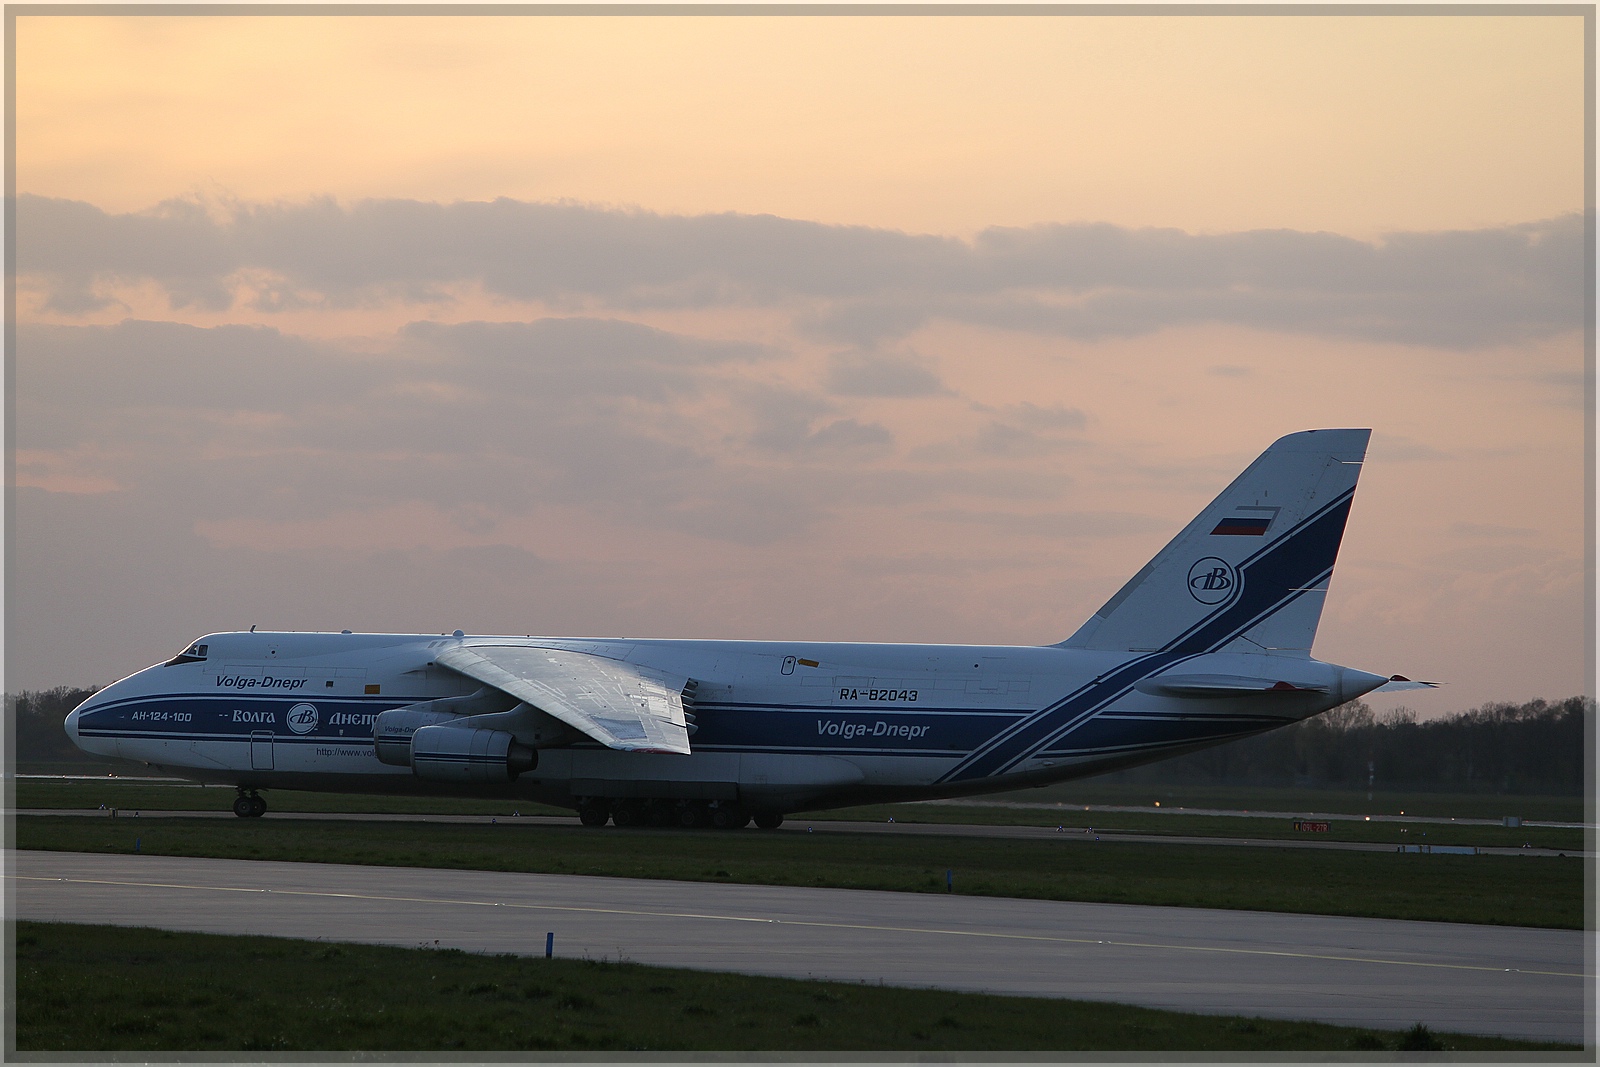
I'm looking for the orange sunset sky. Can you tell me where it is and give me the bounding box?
[9,12,1591,716]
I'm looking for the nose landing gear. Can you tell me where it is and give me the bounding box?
[232,788,267,818]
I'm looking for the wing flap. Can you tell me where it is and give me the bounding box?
[435,643,692,754]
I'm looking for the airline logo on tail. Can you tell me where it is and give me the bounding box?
[1186,557,1236,604]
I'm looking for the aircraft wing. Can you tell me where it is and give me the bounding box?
[434,643,693,755]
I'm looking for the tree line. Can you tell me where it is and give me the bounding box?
[9,686,1592,795]
[12,687,100,764]
[1100,696,1591,795]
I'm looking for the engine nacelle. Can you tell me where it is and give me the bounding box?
[409,724,537,784]
[373,706,462,767]
[372,687,518,766]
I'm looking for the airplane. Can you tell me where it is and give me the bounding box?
[65,428,1433,827]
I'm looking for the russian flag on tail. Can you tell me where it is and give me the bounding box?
[1211,505,1279,536]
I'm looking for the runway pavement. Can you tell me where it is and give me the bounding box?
[9,849,1590,1044]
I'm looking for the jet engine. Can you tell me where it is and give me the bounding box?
[409,724,536,784]
[373,705,464,766]
[372,685,572,781]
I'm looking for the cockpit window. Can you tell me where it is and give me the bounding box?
[164,641,209,667]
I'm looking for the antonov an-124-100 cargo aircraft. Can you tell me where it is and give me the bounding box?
[67,428,1432,827]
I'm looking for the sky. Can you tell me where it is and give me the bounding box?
[9,12,1592,718]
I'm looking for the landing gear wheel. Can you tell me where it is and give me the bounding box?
[248,794,267,818]
[611,801,645,828]
[753,811,784,830]
[233,795,254,818]
[645,800,675,828]
[710,804,749,830]
[578,802,611,827]
[677,803,709,829]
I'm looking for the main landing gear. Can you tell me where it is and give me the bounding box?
[576,798,784,830]
[232,788,267,819]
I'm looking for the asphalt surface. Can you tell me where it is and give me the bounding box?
[9,850,1590,1044]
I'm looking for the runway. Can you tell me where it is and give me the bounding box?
[9,850,1590,1044]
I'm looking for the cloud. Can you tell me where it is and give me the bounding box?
[825,351,946,397]
[19,318,1055,557]
[999,403,1088,431]
[18,195,1584,349]
[740,384,896,459]
[15,317,779,527]
[910,402,1089,463]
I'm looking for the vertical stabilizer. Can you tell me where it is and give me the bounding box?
[1059,429,1370,655]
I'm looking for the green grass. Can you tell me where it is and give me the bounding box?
[825,802,1588,850]
[13,922,1571,1052]
[15,759,132,776]
[13,778,569,817]
[17,778,1587,851]
[998,781,1588,822]
[17,814,1582,928]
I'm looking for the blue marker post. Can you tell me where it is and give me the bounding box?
[945,869,952,893]
[135,837,141,853]
[545,932,554,959]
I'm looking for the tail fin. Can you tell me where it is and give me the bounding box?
[1059,429,1370,656]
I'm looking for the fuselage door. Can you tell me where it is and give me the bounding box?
[250,731,274,771]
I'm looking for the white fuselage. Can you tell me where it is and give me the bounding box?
[68,630,1380,812]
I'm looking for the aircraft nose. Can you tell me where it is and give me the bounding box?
[65,688,108,744]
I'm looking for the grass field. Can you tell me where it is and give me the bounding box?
[17,814,1582,928]
[15,777,569,817]
[13,922,1571,1053]
[825,802,1587,850]
[998,780,1589,822]
[14,761,1588,820]
[15,777,1589,851]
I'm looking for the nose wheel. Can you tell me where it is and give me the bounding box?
[232,789,267,818]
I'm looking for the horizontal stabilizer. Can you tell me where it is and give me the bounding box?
[1135,673,1331,698]
[1373,676,1440,693]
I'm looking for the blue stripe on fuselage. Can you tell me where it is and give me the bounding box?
[76,693,399,744]
[1037,711,1284,756]
[76,694,1030,757]
[691,703,1026,753]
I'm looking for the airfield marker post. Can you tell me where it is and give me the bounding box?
[545,932,554,958]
